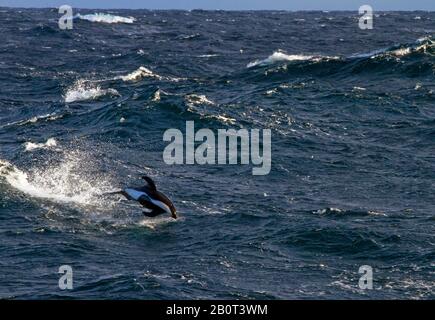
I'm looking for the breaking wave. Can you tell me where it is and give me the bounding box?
[247,36,434,69]
[24,138,57,152]
[64,79,119,103]
[116,66,183,82]
[75,13,136,24]
[247,51,340,68]
[185,94,215,106]
[1,113,62,129]
[117,66,163,82]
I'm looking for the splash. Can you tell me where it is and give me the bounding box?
[75,13,135,24]
[64,79,119,103]
[138,216,180,230]
[0,151,115,206]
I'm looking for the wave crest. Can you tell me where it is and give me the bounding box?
[117,66,163,82]
[371,36,434,59]
[24,138,57,152]
[247,51,340,68]
[64,80,119,103]
[75,13,135,24]
[117,66,183,82]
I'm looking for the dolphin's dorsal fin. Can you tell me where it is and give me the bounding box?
[142,176,157,191]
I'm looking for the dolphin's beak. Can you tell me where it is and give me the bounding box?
[172,211,177,219]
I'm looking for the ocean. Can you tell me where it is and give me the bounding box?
[0,8,434,299]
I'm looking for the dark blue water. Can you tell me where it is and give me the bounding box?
[0,8,434,299]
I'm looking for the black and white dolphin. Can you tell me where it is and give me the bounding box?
[108,176,177,219]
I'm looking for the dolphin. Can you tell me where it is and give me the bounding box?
[107,176,177,219]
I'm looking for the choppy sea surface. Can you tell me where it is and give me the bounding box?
[0,8,434,299]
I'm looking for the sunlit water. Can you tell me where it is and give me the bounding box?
[0,9,434,299]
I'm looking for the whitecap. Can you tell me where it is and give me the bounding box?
[116,66,182,82]
[390,47,412,57]
[352,86,367,92]
[197,54,219,58]
[117,66,162,82]
[212,114,236,124]
[354,37,434,60]
[185,94,215,105]
[75,13,135,24]
[24,138,57,152]
[247,51,340,68]
[64,79,119,103]
[1,113,61,128]
[184,94,236,124]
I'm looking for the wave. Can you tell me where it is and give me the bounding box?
[75,13,135,24]
[197,54,219,58]
[116,66,183,82]
[150,91,236,125]
[116,66,163,82]
[63,66,181,103]
[64,80,119,103]
[364,36,434,59]
[185,94,215,106]
[24,138,57,152]
[60,66,179,104]
[247,51,340,68]
[1,113,62,129]
[184,94,236,124]
[312,207,387,217]
[247,37,435,68]
[151,88,171,102]
[244,36,434,78]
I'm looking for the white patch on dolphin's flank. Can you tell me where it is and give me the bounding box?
[124,188,146,201]
[124,188,171,213]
